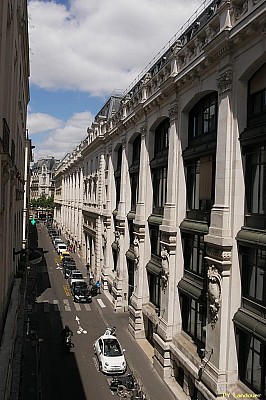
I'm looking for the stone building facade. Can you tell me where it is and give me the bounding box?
[30,156,60,200]
[0,1,32,396]
[54,1,266,398]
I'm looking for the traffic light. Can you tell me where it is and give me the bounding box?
[30,218,36,225]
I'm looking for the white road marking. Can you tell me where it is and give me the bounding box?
[74,303,81,311]
[97,299,106,308]
[84,304,91,311]
[63,299,71,311]
[53,300,60,311]
[43,300,49,313]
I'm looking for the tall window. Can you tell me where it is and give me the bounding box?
[148,272,161,308]
[183,234,205,276]
[242,247,266,306]
[189,93,217,141]
[181,294,206,345]
[114,146,122,208]
[247,64,266,127]
[149,224,161,257]
[150,119,169,215]
[129,135,141,210]
[186,155,215,212]
[237,331,266,397]
[246,145,266,215]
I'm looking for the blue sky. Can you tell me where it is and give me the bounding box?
[27,0,204,161]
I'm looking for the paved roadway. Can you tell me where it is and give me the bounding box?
[19,222,177,400]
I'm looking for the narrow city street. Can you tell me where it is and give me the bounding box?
[19,222,177,400]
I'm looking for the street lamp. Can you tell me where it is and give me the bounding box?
[13,247,43,264]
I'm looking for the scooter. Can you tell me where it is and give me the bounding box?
[105,326,116,336]
[63,334,74,352]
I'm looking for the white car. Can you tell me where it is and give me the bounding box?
[68,270,84,287]
[93,334,126,374]
[56,243,68,254]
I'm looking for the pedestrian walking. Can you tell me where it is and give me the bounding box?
[89,271,94,285]
[95,280,101,294]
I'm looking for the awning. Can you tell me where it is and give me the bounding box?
[239,125,266,148]
[127,211,136,220]
[146,259,162,276]
[236,228,266,247]
[182,140,216,160]
[178,278,202,300]
[233,309,266,342]
[148,214,163,225]
[180,220,209,235]
[111,241,118,251]
[126,249,135,261]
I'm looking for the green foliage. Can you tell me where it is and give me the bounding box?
[30,195,54,210]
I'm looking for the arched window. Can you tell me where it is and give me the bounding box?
[129,135,141,211]
[114,146,122,209]
[150,119,170,215]
[248,64,266,127]
[189,92,217,143]
[184,93,217,217]
[241,64,266,224]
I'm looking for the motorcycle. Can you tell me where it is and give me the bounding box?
[63,334,74,352]
[105,326,116,336]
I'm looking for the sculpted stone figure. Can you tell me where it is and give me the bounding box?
[207,265,222,328]
[133,235,140,268]
[161,246,170,289]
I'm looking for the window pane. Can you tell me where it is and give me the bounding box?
[253,351,261,391]
[245,345,253,383]
[248,264,256,298]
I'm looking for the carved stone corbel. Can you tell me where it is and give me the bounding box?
[207,265,222,328]
[133,235,140,269]
[161,246,170,291]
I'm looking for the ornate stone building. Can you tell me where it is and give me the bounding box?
[54,1,266,398]
[30,156,60,200]
[0,0,32,396]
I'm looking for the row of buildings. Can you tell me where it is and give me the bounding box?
[0,0,32,397]
[54,0,266,399]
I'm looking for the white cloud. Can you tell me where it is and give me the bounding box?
[28,111,94,160]
[27,112,63,134]
[28,0,204,96]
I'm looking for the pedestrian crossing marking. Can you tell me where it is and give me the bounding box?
[97,299,106,308]
[74,303,81,311]
[41,299,101,312]
[63,299,71,311]
[84,304,91,311]
[53,300,60,311]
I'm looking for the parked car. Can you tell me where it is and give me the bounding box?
[68,270,84,287]
[59,250,70,261]
[53,237,63,247]
[72,281,92,303]
[63,263,77,279]
[56,243,68,254]
[93,334,126,374]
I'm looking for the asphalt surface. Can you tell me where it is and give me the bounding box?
[19,222,177,400]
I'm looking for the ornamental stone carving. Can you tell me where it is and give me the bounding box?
[102,228,107,247]
[217,70,232,93]
[133,235,140,268]
[207,265,222,328]
[161,246,170,290]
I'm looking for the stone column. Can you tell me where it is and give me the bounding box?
[129,123,150,337]
[102,147,113,290]
[203,68,234,395]
[114,136,128,310]
[153,102,180,379]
